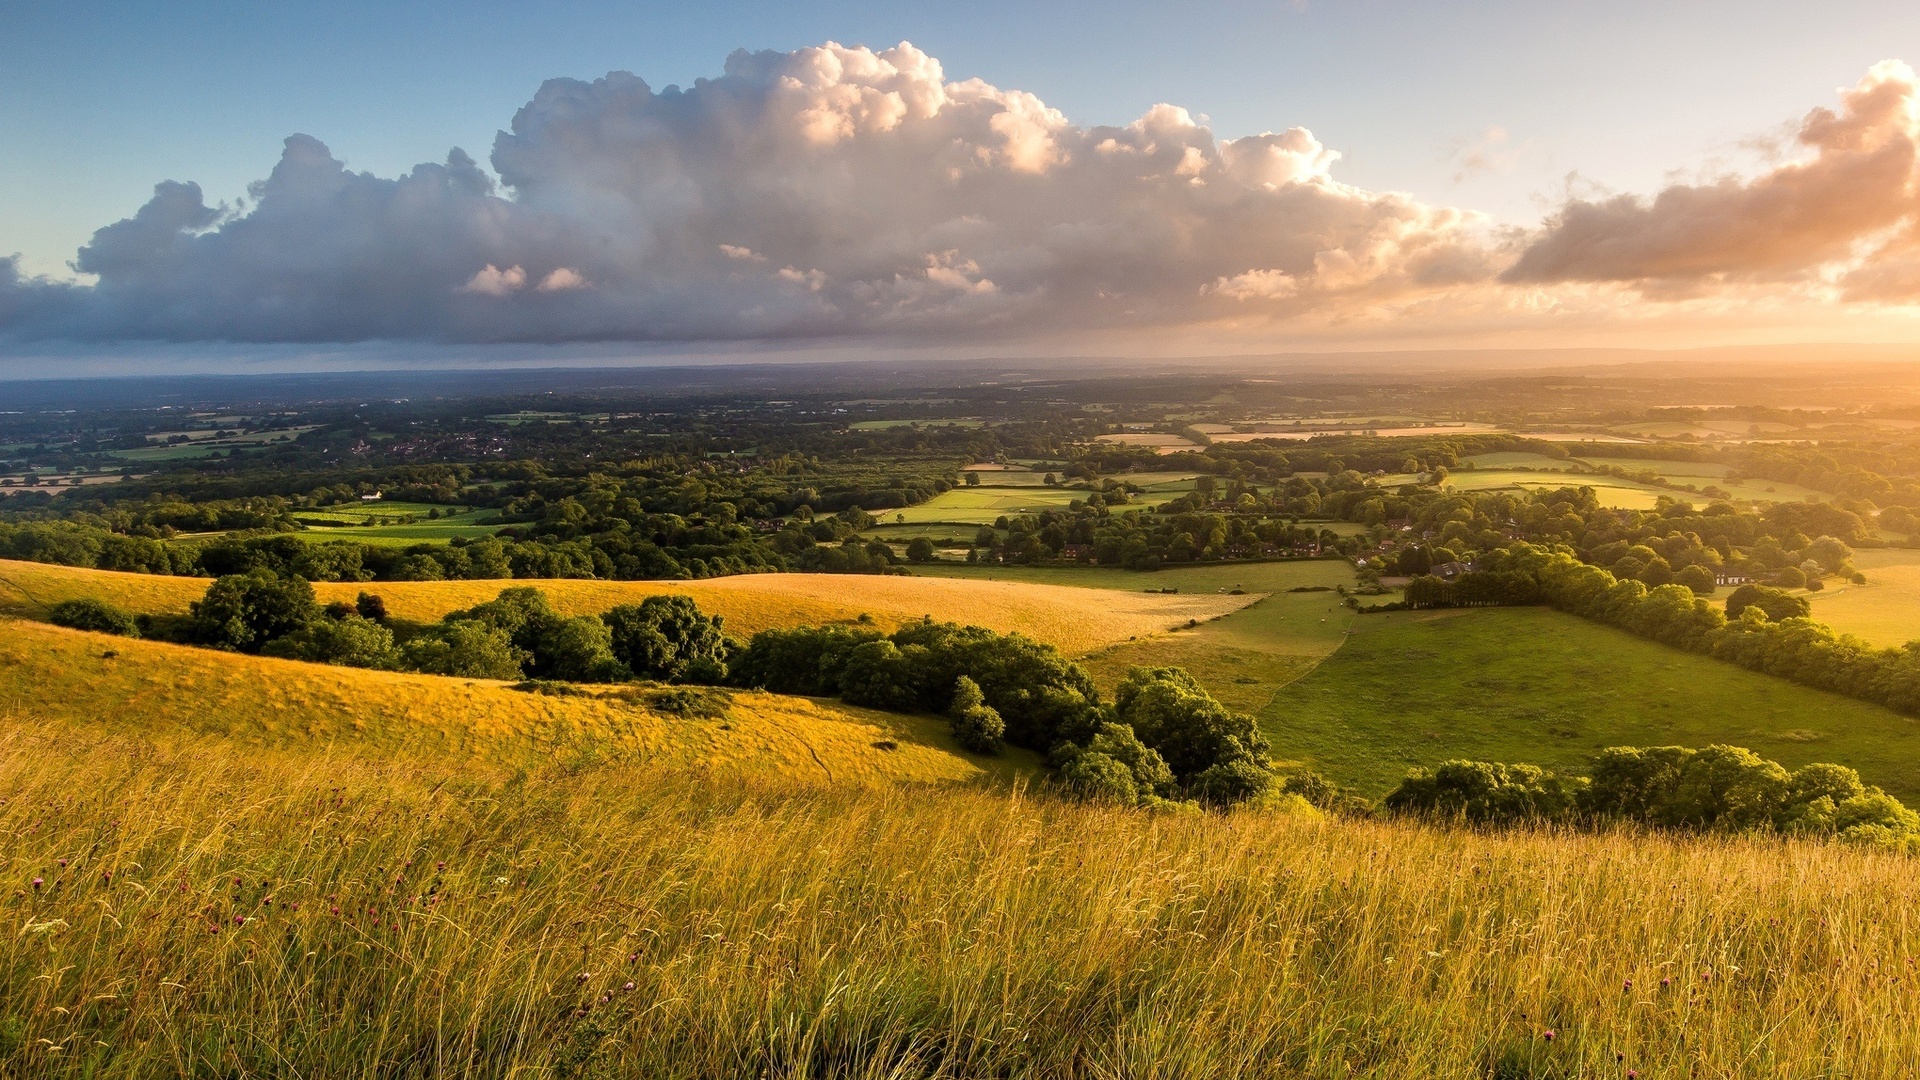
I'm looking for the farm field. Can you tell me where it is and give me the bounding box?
[1093,432,1201,452]
[0,619,1029,785]
[885,483,1190,524]
[286,522,508,545]
[0,559,1255,658]
[5,715,1915,1077]
[1262,606,1920,802]
[107,425,316,461]
[1808,547,1920,648]
[1442,468,1675,508]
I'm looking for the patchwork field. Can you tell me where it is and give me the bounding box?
[0,618,1031,785]
[0,559,1255,657]
[1262,606,1920,801]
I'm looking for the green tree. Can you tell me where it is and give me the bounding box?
[189,572,319,652]
[403,622,527,680]
[947,675,1006,753]
[603,595,729,683]
[905,537,937,563]
[1725,583,1810,622]
[1111,666,1270,783]
[262,614,399,669]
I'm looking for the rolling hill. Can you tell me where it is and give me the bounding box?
[0,558,1255,657]
[0,618,1035,786]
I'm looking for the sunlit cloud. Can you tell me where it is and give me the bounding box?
[3,45,1920,353]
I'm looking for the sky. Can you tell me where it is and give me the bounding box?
[3,0,1920,370]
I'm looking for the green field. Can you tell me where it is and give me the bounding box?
[885,485,1184,524]
[287,501,504,545]
[914,560,1360,713]
[1809,548,1920,648]
[1444,468,1675,508]
[109,426,315,461]
[1262,606,1920,801]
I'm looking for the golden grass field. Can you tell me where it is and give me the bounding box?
[0,716,1915,1077]
[1808,547,1920,649]
[0,619,1034,787]
[0,559,1252,657]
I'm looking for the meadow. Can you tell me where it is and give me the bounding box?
[881,482,1188,524]
[913,560,1359,713]
[1263,606,1920,801]
[1808,547,1920,647]
[0,713,1914,1077]
[0,619,1031,786]
[0,559,1254,658]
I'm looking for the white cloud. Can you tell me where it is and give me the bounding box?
[536,267,588,291]
[11,41,1916,350]
[465,264,527,296]
[0,40,1501,344]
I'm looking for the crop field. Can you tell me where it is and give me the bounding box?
[0,618,1030,785]
[0,559,1255,658]
[1442,468,1675,508]
[1808,548,1920,648]
[887,485,1182,524]
[1262,606,1920,801]
[2,714,1914,1077]
[107,426,315,461]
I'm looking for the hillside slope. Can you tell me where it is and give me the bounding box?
[0,618,1034,786]
[0,559,1251,656]
[1266,607,1920,800]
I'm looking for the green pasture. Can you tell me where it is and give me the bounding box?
[288,524,506,547]
[1575,456,1729,478]
[1262,606,1920,802]
[1442,469,1676,509]
[287,502,503,545]
[109,426,313,461]
[294,501,482,525]
[885,485,1178,524]
[917,559,1361,714]
[1808,548,1920,649]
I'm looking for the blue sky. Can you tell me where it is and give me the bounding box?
[5,0,1916,279]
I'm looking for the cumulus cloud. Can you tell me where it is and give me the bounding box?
[9,43,1919,350]
[1507,60,1920,296]
[0,40,1499,345]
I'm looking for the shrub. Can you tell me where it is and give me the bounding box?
[46,598,139,637]
[1383,760,1585,824]
[730,625,884,696]
[946,675,1005,754]
[402,622,528,680]
[262,614,400,669]
[905,537,937,563]
[443,587,624,682]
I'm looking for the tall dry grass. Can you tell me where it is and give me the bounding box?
[1,717,1916,1077]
